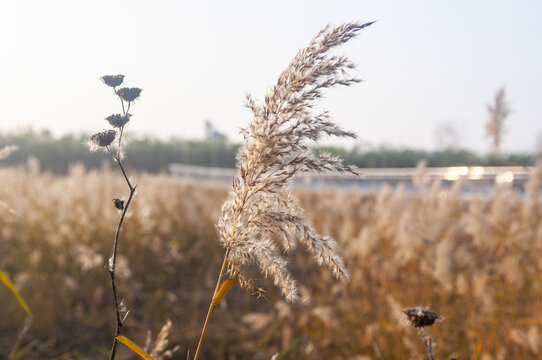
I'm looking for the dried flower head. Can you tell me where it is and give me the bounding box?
[403,308,439,328]
[112,198,125,211]
[116,87,142,102]
[106,114,131,128]
[101,74,125,88]
[217,21,374,302]
[89,129,116,150]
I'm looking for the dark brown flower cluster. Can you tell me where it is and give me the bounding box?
[89,130,116,150]
[106,114,131,128]
[89,75,142,153]
[403,308,439,328]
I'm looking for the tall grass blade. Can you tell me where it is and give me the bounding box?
[211,275,238,306]
[0,270,32,317]
[115,335,154,360]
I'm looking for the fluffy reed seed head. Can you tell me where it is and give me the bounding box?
[217,21,374,302]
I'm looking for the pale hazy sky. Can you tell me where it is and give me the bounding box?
[1,1,541,152]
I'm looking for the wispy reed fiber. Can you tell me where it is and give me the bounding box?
[217,21,374,302]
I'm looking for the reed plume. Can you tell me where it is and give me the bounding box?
[217,21,374,302]
[194,20,375,360]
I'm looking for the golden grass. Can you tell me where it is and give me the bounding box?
[1,163,541,359]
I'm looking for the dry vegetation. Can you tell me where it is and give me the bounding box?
[1,160,541,359]
[2,18,540,360]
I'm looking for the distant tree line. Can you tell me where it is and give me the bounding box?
[318,145,537,168]
[0,130,538,175]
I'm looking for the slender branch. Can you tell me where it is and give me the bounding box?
[106,146,135,192]
[118,93,126,116]
[116,103,130,159]
[105,145,137,360]
[417,328,434,360]
[117,126,125,161]
[425,337,434,360]
[194,248,231,360]
[110,181,137,273]
[96,77,141,360]
[108,271,121,359]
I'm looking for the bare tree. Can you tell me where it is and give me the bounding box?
[486,87,511,153]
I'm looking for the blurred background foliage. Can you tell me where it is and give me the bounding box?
[0,129,537,174]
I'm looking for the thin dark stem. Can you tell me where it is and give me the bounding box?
[108,272,121,359]
[107,146,135,192]
[117,127,124,160]
[105,145,137,360]
[426,338,434,360]
[117,96,127,159]
[417,328,434,360]
[118,93,126,116]
[193,248,230,360]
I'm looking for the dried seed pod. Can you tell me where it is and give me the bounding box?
[116,87,142,102]
[112,198,125,211]
[89,130,116,149]
[101,75,125,88]
[106,114,131,128]
[403,308,439,328]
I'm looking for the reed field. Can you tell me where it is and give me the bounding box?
[1,161,541,359]
[1,20,541,360]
